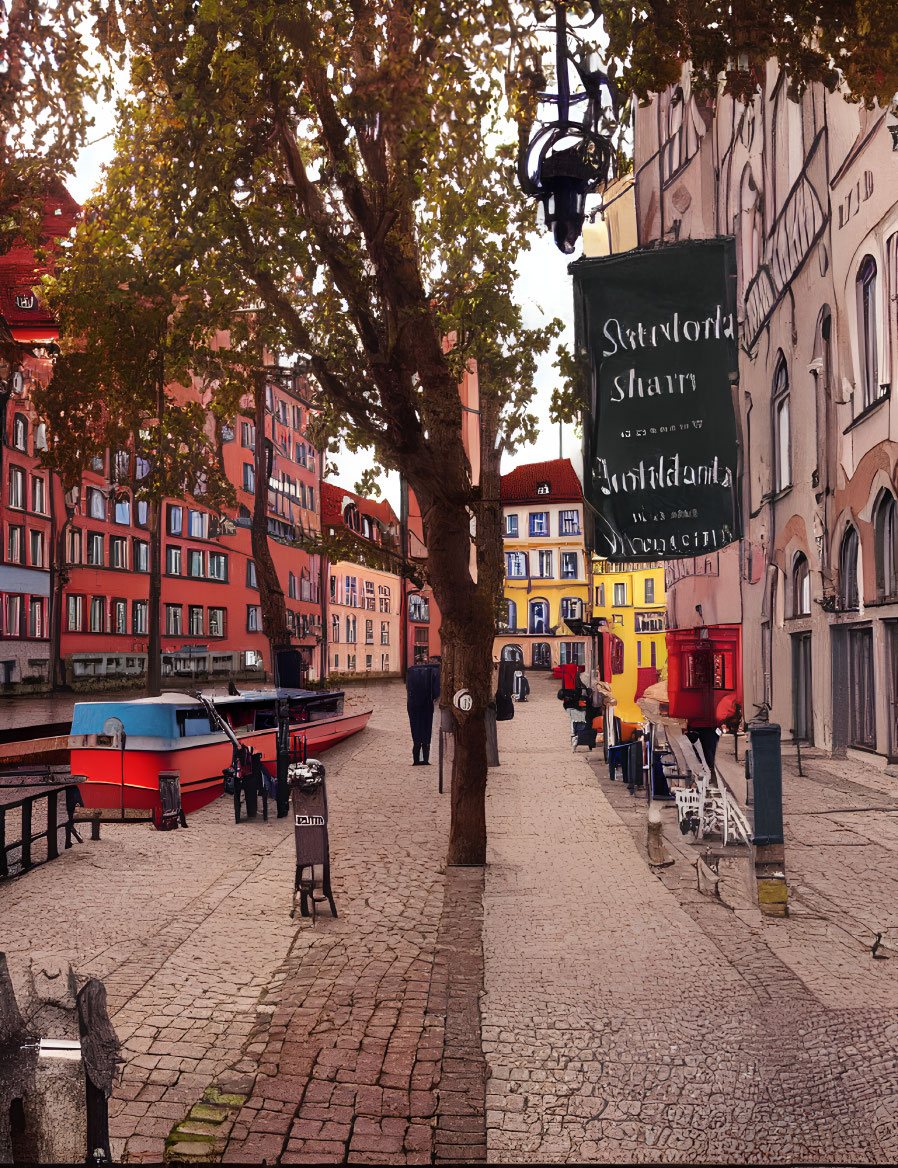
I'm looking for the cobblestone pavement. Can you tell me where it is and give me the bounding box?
[9,674,898,1163]
[0,681,469,1164]
[483,677,898,1164]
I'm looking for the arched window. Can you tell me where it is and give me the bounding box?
[499,598,517,630]
[874,492,898,600]
[773,355,791,492]
[501,644,523,663]
[529,599,549,634]
[739,167,761,286]
[532,642,552,669]
[857,256,879,408]
[839,526,860,611]
[791,553,811,616]
[11,413,27,451]
[344,503,360,532]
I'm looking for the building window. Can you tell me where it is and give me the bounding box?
[8,466,25,509]
[380,621,390,645]
[331,613,340,643]
[208,552,227,581]
[67,528,82,564]
[365,653,373,671]
[28,597,44,638]
[188,510,208,538]
[499,597,517,630]
[188,606,204,635]
[378,585,391,613]
[114,496,130,524]
[6,525,23,564]
[561,552,578,579]
[245,560,258,589]
[559,510,580,535]
[635,611,666,632]
[382,653,390,671]
[536,482,550,495]
[208,607,226,637]
[87,532,104,566]
[166,545,182,575]
[241,421,255,448]
[167,505,183,535]
[346,653,356,671]
[4,594,22,637]
[792,553,811,615]
[12,413,27,451]
[857,255,880,409]
[67,595,84,632]
[246,605,261,632]
[288,572,297,599]
[414,626,429,664]
[346,575,358,607]
[613,582,627,606]
[188,549,204,577]
[773,355,791,492]
[560,642,585,665]
[89,596,105,633]
[132,601,148,635]
[875,493,898,600]
[87,487,105,519]
[243,462,255,492]
[133,539,149,572]
[644,577,655,603]
[30,476,45,514]
[110,537,127,569]
[505,550,528,578]
[529,599,549,634]
[166,604,183,635]
[112,598,127,635]
[839,526,860,611]
[560,597,583,621]
[365,619,374,643]
[529,511,549,536]
[596,583,606,607]
[505,514,519,537]
[364,581,376,610]
[346,615,357,643]
[537,550,553,578]
[136,500,149,527]
[408,594,429,622]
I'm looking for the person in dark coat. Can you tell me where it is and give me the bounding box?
[406,660,440,764]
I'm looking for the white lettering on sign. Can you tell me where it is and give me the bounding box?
[602,304,736,357]
[295,814,325,827]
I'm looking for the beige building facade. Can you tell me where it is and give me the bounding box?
[630,62,898,762]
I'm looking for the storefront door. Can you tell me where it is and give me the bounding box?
[791,632,813,744]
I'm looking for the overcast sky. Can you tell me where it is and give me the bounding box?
[67,97,583,512]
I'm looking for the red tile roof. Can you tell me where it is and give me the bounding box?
[321,481,400,534]
[500,458,583,504]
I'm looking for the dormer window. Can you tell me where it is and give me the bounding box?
[536,482,550,495]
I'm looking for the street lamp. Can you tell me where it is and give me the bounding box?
[518,2,617,254]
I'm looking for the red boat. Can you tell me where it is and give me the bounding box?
[69,688,372,815]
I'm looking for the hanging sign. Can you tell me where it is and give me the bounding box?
[572,238,741,561]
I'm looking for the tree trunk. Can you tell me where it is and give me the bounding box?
[252,370,290,681]
[414,381,505,866]
[49,500,73,691]
[419,492,494,865]
[146,495,162,696]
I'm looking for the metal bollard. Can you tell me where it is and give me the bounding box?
[747,720,788,916]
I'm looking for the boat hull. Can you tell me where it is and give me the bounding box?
[72,709,373,814]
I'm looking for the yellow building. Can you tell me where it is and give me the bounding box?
[592,558,667,721]
[494,459,590,671]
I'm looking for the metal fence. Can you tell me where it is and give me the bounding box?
[0,774,83,878]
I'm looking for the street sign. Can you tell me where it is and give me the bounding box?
[573,238,741,562]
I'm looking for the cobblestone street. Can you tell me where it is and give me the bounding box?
[4,678,898,1162]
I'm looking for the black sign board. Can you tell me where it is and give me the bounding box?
[573,238,740,561]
